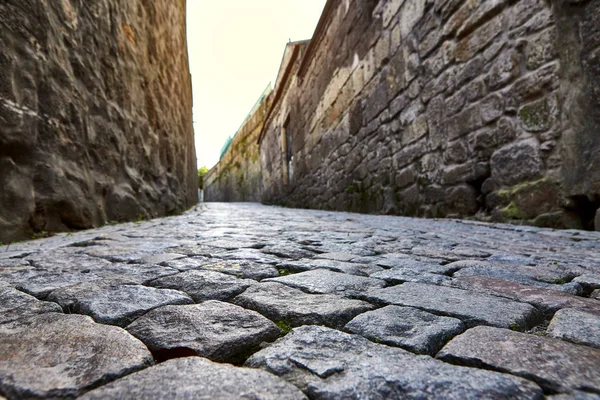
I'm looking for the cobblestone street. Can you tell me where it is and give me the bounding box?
[1,203,600,399]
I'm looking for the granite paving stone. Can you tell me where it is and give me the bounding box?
[265,269,387,297]
[78,357,307,400]
[375,256,456,274]
[277,258,384,276]
[261,245,316,259]
[548,393,600,400]
[365,282,542,330]
[126,301,281,363]
[148,270,255,302]
[233,282,374,329]
[448,276,600,316]
[438,326,600,393]
[344,305,465,355]
[371,267,452,285]
[0,313,153,399]
[573,274,600,293]
[1,203,600,398]
[0,283,63,324]
[163,257,279,279]
[246,325,543,399]
[215,248,283,264]
[547,308,600,349]
[47,280,193,326]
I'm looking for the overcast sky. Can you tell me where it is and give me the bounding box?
[186,1,327,169]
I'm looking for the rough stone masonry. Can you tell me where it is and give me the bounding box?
[0,0,197,243]
[1,203,600,399]
[205,0,600,230]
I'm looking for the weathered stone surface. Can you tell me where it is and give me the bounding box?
[126,301,281,363]
[0,313,152,399]
[449,276,600,316]
[365,282,541,329]
[452,261,581,292]
[490,140,543,186]
[438,326,600,393]
[547,308,600,349]
[261,245,316,260]
[277,258,384,277]
[47,280,193,327]
[164,257,279,280]
[371,268,451,285]
[246,325,543,399]
[548,392,600,400]
[216,249,282,264]
[148,270,254,302]
[0,0,196,244]
[0,283,62,324]
[79,357,307,400]
[344,305,465,355]
[375,256,456,274]
[265,269,386,297]
[233,282,373,330]
[574,274,600,292]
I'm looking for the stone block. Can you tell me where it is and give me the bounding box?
[79,358,307,400]
[247,325,543,399]
[456,15,504,62]
[490,139,542,186]
[438,326,600,394]
[518,94,559,132]
[547,308,600,349]
[364,282,541,330]
[525,27,557,70]
[345,305,465,355]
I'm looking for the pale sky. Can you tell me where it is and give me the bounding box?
[186,1,327,169]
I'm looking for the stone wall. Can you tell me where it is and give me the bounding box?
[259,0,600,230]
[0,0,197,242]
[204,93,271,202]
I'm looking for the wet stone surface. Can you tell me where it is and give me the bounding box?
[0,203,599,398]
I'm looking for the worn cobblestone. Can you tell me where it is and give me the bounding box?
[0,203,599,399]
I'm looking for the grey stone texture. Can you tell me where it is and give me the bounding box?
[47,280,193,327]
[266,269,386,297]
[0,313,152,399]
[547,308,600,349]
[233,282,374,330]
[126,301,281,363]
[0,282,62,324]
[244,0,600,231]
[1,203,600,398]
[164,257,280,280]
[344,305,465,355]
[147,270,255,302]
[365,282,542,330]
[0,0,197,244]
[448,276,600,316]
[438,326,600,394]
[246,325,543,399]
[79,357,307,400]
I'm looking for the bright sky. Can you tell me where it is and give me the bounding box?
[187,1,327,169]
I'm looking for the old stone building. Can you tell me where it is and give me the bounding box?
[208,0,600,230]
[204,86,273,202]
[0,0,197,243]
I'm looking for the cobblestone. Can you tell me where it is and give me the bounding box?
[0,203,599,398]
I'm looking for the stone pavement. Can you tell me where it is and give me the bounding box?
[1,203,600,399]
